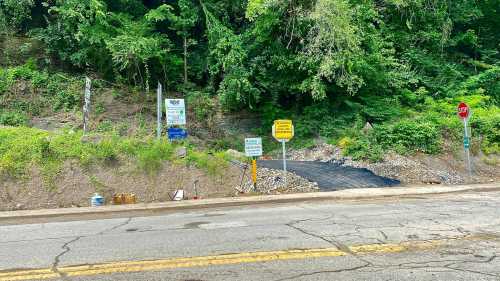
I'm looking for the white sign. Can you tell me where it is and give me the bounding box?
[165,99,186,125]
[245,138,263,157]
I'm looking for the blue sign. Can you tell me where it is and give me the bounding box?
[168,128,188,140]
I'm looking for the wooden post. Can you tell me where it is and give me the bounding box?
[83,77,92,134]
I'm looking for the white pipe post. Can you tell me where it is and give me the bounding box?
[83,77,92,135]
[282,140,287,187]
[464,118,472,179]
[157,82,163,139]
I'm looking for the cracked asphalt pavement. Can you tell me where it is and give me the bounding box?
[1,191,500,280]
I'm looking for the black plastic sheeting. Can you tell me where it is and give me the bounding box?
[258,160,400,191]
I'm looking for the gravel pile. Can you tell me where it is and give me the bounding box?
[288,143,342,162]
[342,154,465,185]
[289,144,466,185]
[236,167,319,194]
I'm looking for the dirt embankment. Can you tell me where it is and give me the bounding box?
[0,161,245,211]
[0,158,320,212]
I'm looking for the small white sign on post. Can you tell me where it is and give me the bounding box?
[245,138,263,157]
[83,77,92,134]
[165,99,186,126]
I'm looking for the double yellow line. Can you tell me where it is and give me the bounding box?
[0,239,442,281]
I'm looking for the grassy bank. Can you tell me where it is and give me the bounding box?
[0,127,230,188]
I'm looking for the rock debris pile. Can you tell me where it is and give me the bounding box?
[343,154,464,185]
[237,167,319,194]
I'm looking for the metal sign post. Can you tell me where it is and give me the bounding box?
[251,158,257,190]
[281,140,287,187]
[156,82,162,140]
[272,120,294,188]
[83,77,92,135]
[245,138,263,191]
[463,117,472,179]
[458,102,472,179]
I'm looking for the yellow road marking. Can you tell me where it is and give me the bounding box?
[0,237,469,281]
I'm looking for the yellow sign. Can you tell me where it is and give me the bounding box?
[273,120,294,141]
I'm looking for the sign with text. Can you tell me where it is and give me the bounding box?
[272,120,294,142]
[168,127,188,140]
[245,138,263,157]
[457,102,470,120]
[458,102,472,178]
[165,99,186,125]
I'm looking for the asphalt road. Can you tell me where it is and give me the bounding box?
[258,160,400,190]
[1,191,500,281]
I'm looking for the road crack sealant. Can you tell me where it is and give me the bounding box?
[97,217,133,235]
[281,214,500,280]
[285,217,375,269]
[51,236,82,279]
[50,217,133,279]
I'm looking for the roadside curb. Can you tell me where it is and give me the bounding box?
[1,183,499,223]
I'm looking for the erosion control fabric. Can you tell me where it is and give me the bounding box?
[258,160,400,191]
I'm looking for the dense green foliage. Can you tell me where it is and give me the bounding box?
[0,0,499,160]
[0,60,85,124]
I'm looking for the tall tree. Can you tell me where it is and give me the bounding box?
[0,0,34,31]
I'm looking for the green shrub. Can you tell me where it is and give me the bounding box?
[0,127,48,177]
[186,91,216,122]
[95,138,119,162]
[376,119,442,154]
[337,136,354,149]
[343,137,383,162]
[0,67,12,93]
[186,149,228,176]
[53,89,81,112]
[96,120,114,133]
[0,111,28,126]
[135,140,175,174]
[209,137,244,151]
[470,108,500,155]
[360,96,403,123]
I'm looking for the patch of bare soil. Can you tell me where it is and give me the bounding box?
[0,160,246,212]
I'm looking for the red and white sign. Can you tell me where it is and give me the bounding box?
[457,102,470,119]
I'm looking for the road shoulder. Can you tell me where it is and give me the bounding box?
[1,183,499,225]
